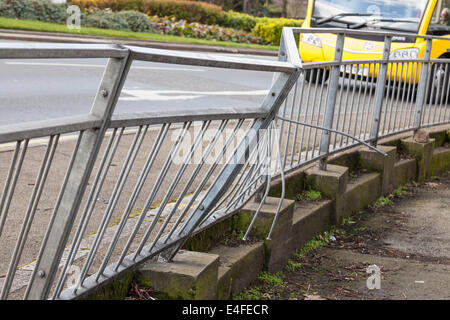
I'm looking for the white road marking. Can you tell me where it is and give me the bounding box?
[4,61,205,72]
[120,89,269,101]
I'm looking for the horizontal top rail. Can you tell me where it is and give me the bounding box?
[0,43,129,59]
[0,114,102,144]
[290,27,450,41]
[110,106,267,127]
[126,46,297,73]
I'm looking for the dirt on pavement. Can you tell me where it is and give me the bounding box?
[236,173,450,300]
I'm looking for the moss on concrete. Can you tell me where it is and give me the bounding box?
[183,218,234,252]
[269,172,305,200]
[430,131,449,147]
[429,147,450,177]
[336,173,381,224]
[401,138,435,183]
[84,271,134,300]
[393,159,417,187]
[329,152,362,171]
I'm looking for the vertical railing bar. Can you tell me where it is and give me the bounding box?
[25,131,83,299]
[118,122,191,261]
[436,63,448,123]
[128,121,213,267]
[290,75,306,166]
[165,119,247,241]
[210,124,265,214]
[405,62,418,128]
[162,70,300,261]
[333,70,346,148]
[353,64,365,139]
[318,33,344,169]
[381,63,393,135]
[0,139,29,241]
[387,63,400,133]
[111,123,171,270]
[296,71,313,164]
[0,141,21,239]
[75,125,146,291]
[225,133,271,211]
[393,63,405,132]
[149,120,230,253]
[1,135,58,300]
[369,36,391,146]
[363,64,377,140]
[52,127,122,299]
[430,62,441,124]
[283,81,299,168]
[345,64,360,146]
[413,39,432,130]
[426,64,437,126]
[305,69,321,161]
[442,63,450,122]
[435,63,447,124]
[400,62,412,129]
[242,126,272,240]
[407,62,420,128]
[26,53,133,300]
[357,63,371,140]
[96,124,159,280]
[339,66,353,148]
[312,68,329,158]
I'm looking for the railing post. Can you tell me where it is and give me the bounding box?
[413,38,433,130]
[318,33,345,171]
[369,35,392,147]
[25,54,132,300]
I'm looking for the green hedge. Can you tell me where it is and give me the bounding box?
[70,0,224,25]
[0,0,68,23]
[221,10,259,32]
[252,18,304,45]
[83,10,155,32]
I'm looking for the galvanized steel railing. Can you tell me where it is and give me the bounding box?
[0,27,449,300]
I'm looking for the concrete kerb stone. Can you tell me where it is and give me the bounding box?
[392,158,417,187]
[401,137,435,183]
[236,197,295,273]
[429,147,450,177]
[360,145,397,195]
[337,172,381,223]
[304,164,348,225]
[305,164,349,200]
[290,200,333,252]
[136,250,219,300]
[208,242,264,300]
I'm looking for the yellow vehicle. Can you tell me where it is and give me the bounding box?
[299,0,450,100]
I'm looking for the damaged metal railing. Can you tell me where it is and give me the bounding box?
[0,27,449,300]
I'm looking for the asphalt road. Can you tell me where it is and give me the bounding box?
[0,42,274,126]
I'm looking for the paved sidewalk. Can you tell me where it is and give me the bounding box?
[283,173,450,300]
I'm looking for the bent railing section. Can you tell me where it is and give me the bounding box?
[0,28,449,300]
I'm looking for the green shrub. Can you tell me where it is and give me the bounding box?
[71,0,224,25]
[115,10,153,32]
[0,0,68,23]
[221,10,258,32]
[252,17,304,45]
[149,15,266,44]
[82,10,155,32]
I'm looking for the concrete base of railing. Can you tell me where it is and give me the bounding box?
[81,128,450,300]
